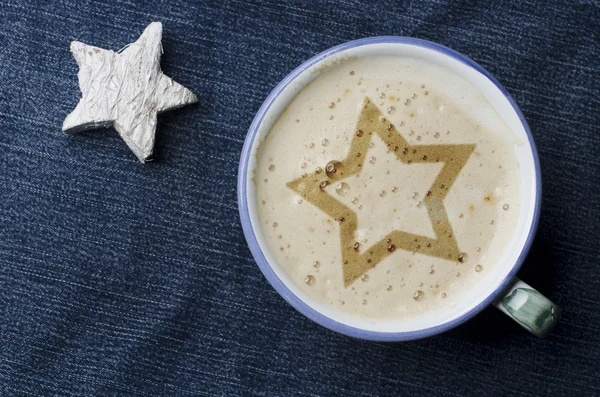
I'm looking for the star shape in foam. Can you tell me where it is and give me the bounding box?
[286,99,475,287]
[62,22,197,162]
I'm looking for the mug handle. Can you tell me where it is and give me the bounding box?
[494,278,560,338]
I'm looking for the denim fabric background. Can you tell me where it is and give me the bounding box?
[1,1,599,395]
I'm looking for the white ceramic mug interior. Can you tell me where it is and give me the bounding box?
[237,37,540,341]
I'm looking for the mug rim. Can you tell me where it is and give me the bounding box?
[237,36,541,341]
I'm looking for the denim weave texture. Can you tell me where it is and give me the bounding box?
[0,0,599,395]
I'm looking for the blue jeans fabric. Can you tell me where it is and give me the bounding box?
[0,1,599,395]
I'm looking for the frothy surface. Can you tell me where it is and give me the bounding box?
[254,56,520,321]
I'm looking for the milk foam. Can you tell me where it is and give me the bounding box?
[254,56,520,320]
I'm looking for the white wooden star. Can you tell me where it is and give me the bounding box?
[62,22,198,162]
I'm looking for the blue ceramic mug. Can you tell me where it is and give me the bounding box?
[238,37,559,341]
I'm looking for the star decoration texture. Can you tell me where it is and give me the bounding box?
[62,22,197,162]
[286,99,475,287]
